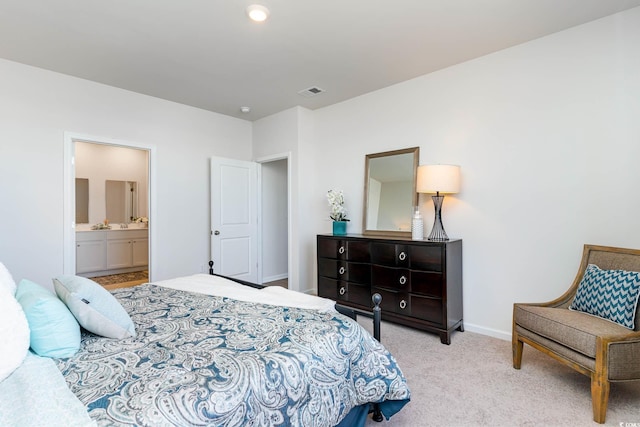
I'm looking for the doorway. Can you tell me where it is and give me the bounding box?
[63,133,155,284]
[259,157,289,287]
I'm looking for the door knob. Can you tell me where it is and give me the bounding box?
[214,230,220,235]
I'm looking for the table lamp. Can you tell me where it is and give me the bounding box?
[417,164,460,241]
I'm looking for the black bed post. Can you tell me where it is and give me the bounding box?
[371,293,383,422]
[208,261,214,275]
[372,293,382,343]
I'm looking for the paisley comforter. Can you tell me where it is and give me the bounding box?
[55,284,410,426]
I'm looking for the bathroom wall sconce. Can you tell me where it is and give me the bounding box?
[417,164,461,241]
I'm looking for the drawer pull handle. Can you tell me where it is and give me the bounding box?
[399,275,407,285]
[338,246,345,254]
[339,266,346,275]
[339,287,346,296]
[399,299,407,309]
[398,251,406,261]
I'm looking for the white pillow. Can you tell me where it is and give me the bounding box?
[0,262,16,295]
[0,288,30,382]
[53,275,136,339]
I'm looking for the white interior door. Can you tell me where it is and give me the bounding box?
[210,157,258,282]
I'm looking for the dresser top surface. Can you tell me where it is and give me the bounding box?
[318,234,461,243]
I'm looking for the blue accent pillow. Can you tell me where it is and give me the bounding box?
[569,264,640,329]
[53,275,136,339]
[15,279,80,358]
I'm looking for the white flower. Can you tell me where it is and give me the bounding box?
[327,190,349,222]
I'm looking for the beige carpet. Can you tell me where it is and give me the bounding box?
[360,320,640,427]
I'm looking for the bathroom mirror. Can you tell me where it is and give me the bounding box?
[75,178,89,224]
[363,147,419,237]
[105,180,138,223]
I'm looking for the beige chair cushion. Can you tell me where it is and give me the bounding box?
[514,304,629,358]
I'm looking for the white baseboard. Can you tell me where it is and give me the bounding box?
[463,323,511,342]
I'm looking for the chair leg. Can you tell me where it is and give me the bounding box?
[512,336,523,369]
[590,374,610,424]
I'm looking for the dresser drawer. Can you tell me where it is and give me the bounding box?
[371,243,410,267]
[318,258,344,278]
[318,238,346,260]
[373,287,443,324]
[318,277,370,307]
[410,294,443,324]
[318,259,370,283]
[347,240,370,262]
[371,266,443,298]
[372,287,411,316]
[410,270,443,297]
[409,245,443,272]
[317,238,370,262]
[371,265,410,291]
[318,276,338,299]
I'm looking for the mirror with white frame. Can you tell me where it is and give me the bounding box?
[363,147,419,237]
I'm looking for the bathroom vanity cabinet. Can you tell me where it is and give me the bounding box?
[76,229,148,277]
[76,232,107,274]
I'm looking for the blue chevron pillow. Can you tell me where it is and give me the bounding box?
[570,264,640,329]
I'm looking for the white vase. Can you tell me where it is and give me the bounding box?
[411,207,423,240]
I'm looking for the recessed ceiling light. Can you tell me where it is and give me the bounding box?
[246,4,270,22]
[240,106,251,113]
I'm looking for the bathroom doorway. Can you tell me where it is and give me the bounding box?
[63,133,155,286]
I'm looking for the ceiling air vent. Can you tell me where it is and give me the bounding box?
[297,86,325,97]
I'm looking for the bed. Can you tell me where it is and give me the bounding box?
[2,264,410,427]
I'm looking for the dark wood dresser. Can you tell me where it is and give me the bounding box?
[317,234,463,344]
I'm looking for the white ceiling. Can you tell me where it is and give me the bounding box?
[1,0,639,121]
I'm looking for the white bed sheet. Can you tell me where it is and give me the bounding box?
[153,273,337,313]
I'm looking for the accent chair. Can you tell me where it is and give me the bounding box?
[512,244,640,423]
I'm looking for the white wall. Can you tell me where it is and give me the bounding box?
[0,58,252,288]
[252,108,297,291]
[301,8,640,339]
[252,106,319,294]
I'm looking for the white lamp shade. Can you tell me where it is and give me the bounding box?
[417,164,461,194]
